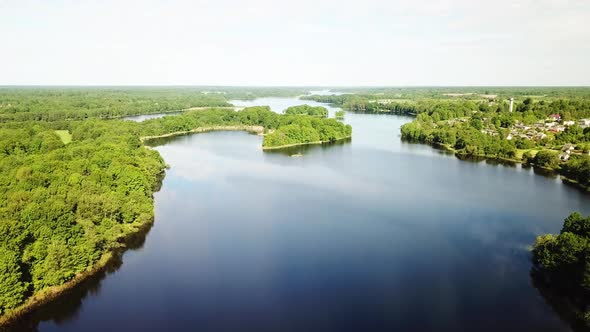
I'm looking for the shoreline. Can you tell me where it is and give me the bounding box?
[425,142,590,192]
[261,135,352,150]
[140,125,265,142]
[0,216,157,327]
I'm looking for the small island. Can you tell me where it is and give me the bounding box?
[284,104,329,118]
[262,117,352,150]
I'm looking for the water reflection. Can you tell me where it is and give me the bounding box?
[263,138,352,157]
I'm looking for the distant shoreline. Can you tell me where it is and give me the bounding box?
[426,142,590,192]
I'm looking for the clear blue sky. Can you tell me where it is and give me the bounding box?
[1,0,589,86]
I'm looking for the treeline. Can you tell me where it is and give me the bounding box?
[532,212,590,324]
[308,87,590,99]
[304,93,590,123]
[284,105,328,117]
[0,88,230,122]
[510,98,590,121]
[303,95,483,117]
[207,87,310,100]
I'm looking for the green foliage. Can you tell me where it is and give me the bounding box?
[0,88,230,122]
[284,105,328,118]
[335,111,345,120]
[54,130,72,144]
[0,119,166,313]
[263,117,351,148]
[556,125,590,145]
[532,150,561,169]
[0,246,28,315]
[532,212,590,322]
[560,155,590,188]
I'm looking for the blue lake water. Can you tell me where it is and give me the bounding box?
[15,97,590,332]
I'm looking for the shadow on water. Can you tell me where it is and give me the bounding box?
[263,138,352,157]
[454,154,520,167]
[3,257,123,332]
[531,268,590,332]
[532,167,560,178]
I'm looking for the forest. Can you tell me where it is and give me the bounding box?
[0,88,232,122]
[0,119,166,316]
[0,102,351,318]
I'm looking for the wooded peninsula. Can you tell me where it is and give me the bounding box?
[0,88,351,323]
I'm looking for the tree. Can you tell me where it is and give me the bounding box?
[532,150,560,169]
[0,247,28,314]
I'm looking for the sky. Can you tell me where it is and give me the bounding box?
[1,0,589,86]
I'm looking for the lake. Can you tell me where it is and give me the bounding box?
[12,97,590,332]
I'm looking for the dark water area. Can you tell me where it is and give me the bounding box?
[11,97,590,332]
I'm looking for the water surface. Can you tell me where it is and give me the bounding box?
[16,97,590,332]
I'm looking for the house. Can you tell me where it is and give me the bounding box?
[562,144,575,153]
[559,152,571,161]
[548,114,562,122]
[535,133,547,140]
[564,120,576,126]
[579,119,590,127]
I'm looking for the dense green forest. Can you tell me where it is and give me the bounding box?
[0,119,166,316]
[0,103,351,318]
[0,88,232,122]
[284,105,328,118]
[533,212,590,324]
